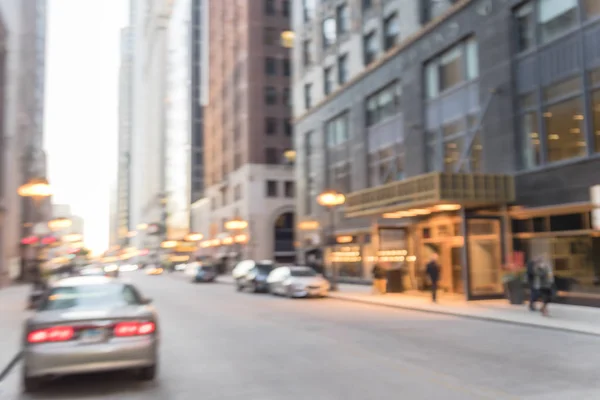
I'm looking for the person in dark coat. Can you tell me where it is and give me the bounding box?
[425,253,441,303]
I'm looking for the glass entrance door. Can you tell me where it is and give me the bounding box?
[465,217,505,299]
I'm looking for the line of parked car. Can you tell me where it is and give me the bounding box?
[231,260,330,298]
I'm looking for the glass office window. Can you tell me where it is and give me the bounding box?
[515,2,535,52]
[538,0,578,43]
[470,134,483,173]
[544,97,586,162]
[521,111,541,168]
[593,90,600,153]
[465,38,479,80]
[444,137,463,173]
[439,46,464,91]
[425,62,439,99]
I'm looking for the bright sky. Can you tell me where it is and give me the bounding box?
[44,0,128,253]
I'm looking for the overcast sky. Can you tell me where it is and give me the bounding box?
[44,0,128,253]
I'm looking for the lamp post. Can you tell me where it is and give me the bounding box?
[18,177,52,283]
[225,217,248,262]
[316,189,345,291]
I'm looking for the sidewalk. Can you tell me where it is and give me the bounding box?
[331,284,600,336]
[0,285,30,375]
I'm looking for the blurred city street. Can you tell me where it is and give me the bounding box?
[2,272,600,399]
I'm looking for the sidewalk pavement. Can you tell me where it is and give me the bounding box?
[0,284,30,377]
[208,274,600,336]
[330,283,600,336]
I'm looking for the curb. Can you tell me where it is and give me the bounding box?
[165,273,599,337]
[329,294,600,337]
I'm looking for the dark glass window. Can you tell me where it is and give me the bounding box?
[265,57,276,75]
[265,147,279,164]
[266,180,278,197]
[265,117,277,135]
[282,59,291,76]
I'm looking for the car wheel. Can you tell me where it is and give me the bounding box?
[138,365,157,381]
[236,281,243,291]
[251,282,259,293]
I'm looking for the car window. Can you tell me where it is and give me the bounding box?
[290,268,317,277]
[256,264,274,274]
[40,284,141,310]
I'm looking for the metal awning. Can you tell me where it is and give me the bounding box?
[344,172,515,218]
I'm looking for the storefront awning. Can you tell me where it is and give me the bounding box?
[344,172,515,218]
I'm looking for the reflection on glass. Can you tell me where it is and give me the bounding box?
[323,18,337,47]
[468,220,502,296]
[516,236,600,295]
[470,133,483,173]
[544,97,586,163]
[521,111,541,169]
[444,137,463,173]
[538,0,578,43]
[593,90,600,153]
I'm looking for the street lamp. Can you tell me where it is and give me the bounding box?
[280,30,294,48]
[160,240,177,249]
[283,149,296,164]
[316,189,346,291]
[48,217,71,231]
[185,233,203,242]
[18,177,51,283]
[224,218,248,231]
[225,218,248,262]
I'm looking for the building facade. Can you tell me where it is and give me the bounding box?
[165,0,205,240]
[294,0,600,305]
[117,27,133,246]
[0,0,49,284]
[129,0,169,253]
[201,0,295,263]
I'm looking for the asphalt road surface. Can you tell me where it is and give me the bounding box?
[2,271,600,399]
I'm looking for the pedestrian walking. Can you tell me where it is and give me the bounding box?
[533,255,554,316]
[425,253,441,303]
[371,263,387,294]
[526,256,539,311]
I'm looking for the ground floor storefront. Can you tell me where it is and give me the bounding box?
[299,172,600,306]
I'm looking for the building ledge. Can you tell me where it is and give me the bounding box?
[345,172,515,218]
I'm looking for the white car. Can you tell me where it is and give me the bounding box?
[266,266,329,298]
[232,260,274,290]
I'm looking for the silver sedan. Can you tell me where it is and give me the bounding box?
[21,276,159,392]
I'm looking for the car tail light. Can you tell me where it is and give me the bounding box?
[27,326,74,343]
[114,321,156,337]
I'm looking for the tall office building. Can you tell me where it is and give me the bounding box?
[293,0,600,305]
[0,0,49,283]
[165,0,205,240]
[202,0,295,263]
[129,0,170,254]
[117,27,134,245]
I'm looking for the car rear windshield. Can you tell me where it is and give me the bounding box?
[290,268,317,277]
[40,284,141,311]
[255,264,274,274]
[200,265,215,271]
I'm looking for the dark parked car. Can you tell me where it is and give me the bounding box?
[193,264,217,283]
[237,263,275,293]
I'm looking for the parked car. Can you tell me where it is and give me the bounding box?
[232,260,274,291]
[237,263,275,292]
[21,276,158,392]
[266,266,330,298]
[192,264,217,283]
